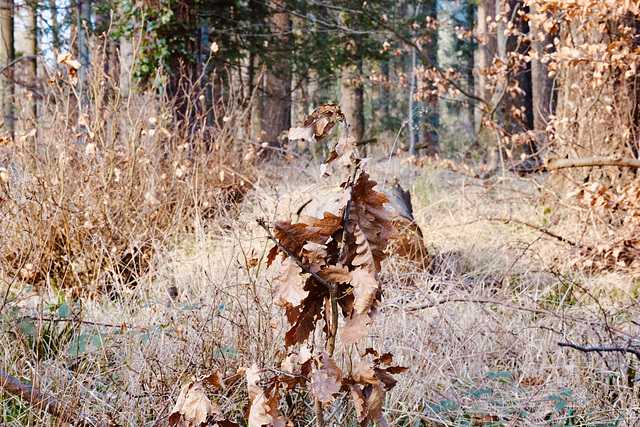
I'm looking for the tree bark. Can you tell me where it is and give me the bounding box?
[0,0,14,133]
[77,0,91,89]
[529,11,554,150]
[26,0,37,119]
[259,0,292,147]
[339,56,365,143]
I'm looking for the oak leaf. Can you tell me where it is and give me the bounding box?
[348,384,368,422]
[349,267,379,315]
[340,312,372,344]
[311,352,343,403]
[274,257,308,307]
[288,104,344,142]
[169,378,222,427]
[353,361,377,385]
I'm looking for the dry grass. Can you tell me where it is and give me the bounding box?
[2,56,640,426]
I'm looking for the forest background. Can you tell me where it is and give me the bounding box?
[2,0,640,426]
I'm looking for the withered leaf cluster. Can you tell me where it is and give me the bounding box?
[267,171,399,347]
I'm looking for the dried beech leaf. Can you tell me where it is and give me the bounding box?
[349,267,379,315]
[275,257,308,307]
[353,361,378,385]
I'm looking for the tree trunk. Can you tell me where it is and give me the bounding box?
[530,14,555,151]
[77,0,91,90]
[339,57,365,143]
[422,0,439,155]
[0,0,14,134]
[259,0,292,147]
[26,1,37,119]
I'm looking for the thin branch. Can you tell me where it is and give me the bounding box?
[0,55,40,76]
[407,297,633,339]
[257,219,336,291]
[484,217,577,246]
[558,342,640,361]
[0,368,105,427]
[545,157,640,170]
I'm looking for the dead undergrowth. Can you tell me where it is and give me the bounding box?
[3,150,640,425]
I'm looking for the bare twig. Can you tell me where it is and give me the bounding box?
[257,219,336,292]
[558,342,640,361]
[484,217,577,246]
[407,297,633,339]
[0,368,105,427]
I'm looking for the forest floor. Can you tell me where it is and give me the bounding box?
[3,155,640,426]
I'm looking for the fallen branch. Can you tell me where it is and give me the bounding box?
[0,368,105,427]
[545,157,640,170]
[558,342,640,361]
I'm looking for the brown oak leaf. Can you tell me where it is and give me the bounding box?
[311,352,343,403]
[353,361,378,385]
[349,267,379,315]
[169,378,222,427]
[274,257,308,307]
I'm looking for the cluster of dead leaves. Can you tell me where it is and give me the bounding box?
[243,347,407,426]
[570,181,640,276]
[266,169,398,347]
[258,103,406,423]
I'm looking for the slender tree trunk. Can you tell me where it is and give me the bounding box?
[530,14,555,151]
[339,57,365,142]
[259,0,292,147]
[77,0,91,89]
[422,0,438,155]
[0,0,15,133]
[26,0,37,119]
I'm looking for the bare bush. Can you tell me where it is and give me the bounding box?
[0,37,254,297]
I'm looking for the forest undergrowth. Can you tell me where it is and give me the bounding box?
[3,146,640,425]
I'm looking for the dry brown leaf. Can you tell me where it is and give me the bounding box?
[348,384,368,422]
[274,257,308,307]
[310,352,343,403]
[317,264,351,285]
[353,361,377,385]
[169,379,221,427]
[349,268,379,315]
[340,312,371,344]
[204,371,225,390]
[365,383,388,427]
[288,104,344,142]
[302,242,327,271]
